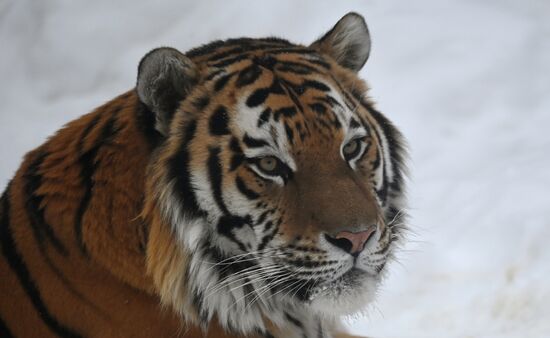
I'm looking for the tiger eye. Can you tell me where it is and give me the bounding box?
[343,139,360,156]
[259,156,278,172]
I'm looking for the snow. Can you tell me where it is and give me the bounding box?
[1,0,549,336]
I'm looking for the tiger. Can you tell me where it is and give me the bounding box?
[0,12,407,338]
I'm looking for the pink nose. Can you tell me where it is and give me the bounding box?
[332,227,377,255]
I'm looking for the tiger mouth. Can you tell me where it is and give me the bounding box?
[305,267,368,301]
[273,267,369,303]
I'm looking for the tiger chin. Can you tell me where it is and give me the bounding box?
[0,12,407,338]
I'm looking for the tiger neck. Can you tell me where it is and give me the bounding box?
[66,90,161,293]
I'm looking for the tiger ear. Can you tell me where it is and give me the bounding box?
[137,47,199,136]
[310,12,371,72]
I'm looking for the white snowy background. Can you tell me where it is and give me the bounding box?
[1,1,549,337]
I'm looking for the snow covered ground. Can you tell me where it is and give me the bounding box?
[1,0,549,337]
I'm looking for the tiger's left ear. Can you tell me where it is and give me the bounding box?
[137,47,199,136]
[310,12,371,72]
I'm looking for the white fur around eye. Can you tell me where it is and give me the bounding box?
[342,138,368,170]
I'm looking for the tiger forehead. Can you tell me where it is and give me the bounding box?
[202,51,358,143]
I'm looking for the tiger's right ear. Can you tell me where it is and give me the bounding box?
[137,47,199,136]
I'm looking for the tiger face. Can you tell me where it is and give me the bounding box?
[141,13,407,335]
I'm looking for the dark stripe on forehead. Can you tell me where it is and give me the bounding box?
[315,95,342,109]
[304,57,331,69]
[210,54,250,68]
[302,80,331,92]
[283,83,304,112]
[214,73,234,92]
[209,106,231,136]
[236,64,263,87]
[273,107,297,121]
[309,103,327,115]
[243,134,270,148]
[257,108,271,127]
[263,47,317,55]
[246,88,270,108]
[276,60,317,75]
[192,38,291,60]
[191,95,211,112]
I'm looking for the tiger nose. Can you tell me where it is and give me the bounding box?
[325,226,377,255]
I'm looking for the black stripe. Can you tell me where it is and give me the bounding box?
[75,113,119,255]
[307,57,331,69]
[276,61,315,75]
[236,64,262,87]
[269,78,285,94]
[309,103,327,115]
[229,137,245,171]
[263,220,273,232]
[23,148,101,309]
[273,107,297,121]
[230,154,244,171]
[257,108,271,127]
[362,102,406,199]
[235,176,259,200]
[256,211,269,225]
[284,312,304,329]
[371,147,381,170]
[263,47,317,55]
[24,151,68,256]
[205,69,225,81]
[243,134,269,148]
[209,106,231,136]
[191,291,209,329]
[207,147,229,214]
[216,215,250,252]
[170,120,207,218]
[210,54,250,68]
[135,100,163,148]
[0,185,83,338]
[258,225,277,251]
[258,330,275,338]
[284,123,294,144]
[214,73,233,92]
[279,60,322,72]
[186,37,291,59]
[255,55,277,70]
[246,88,270,108]
[191,95,210,111]
[367,105,402,207]
[186,40,226,58]
[286,85,305,112]
[0,314,13,338]
[303,80,330,92]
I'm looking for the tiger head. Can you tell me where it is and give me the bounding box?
[140,12,407,335]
